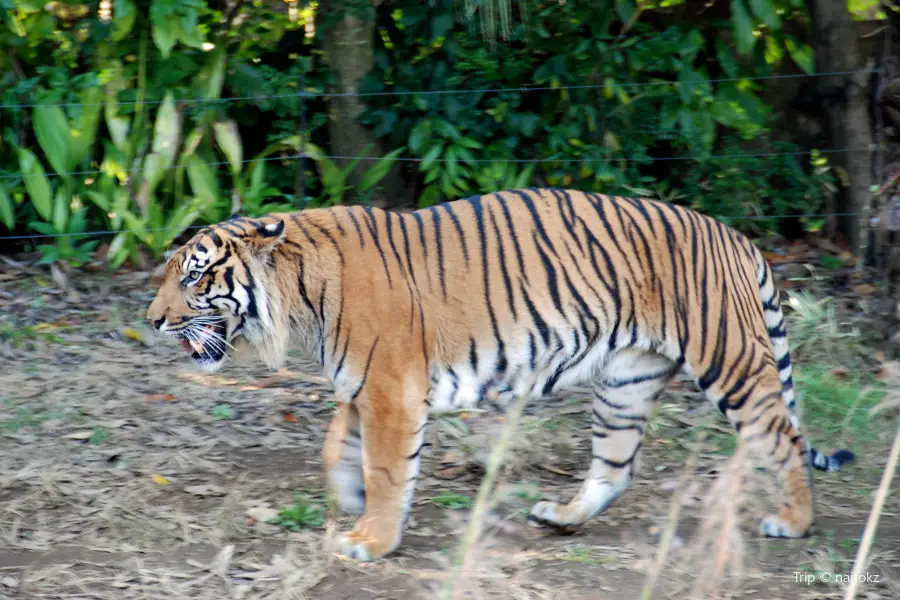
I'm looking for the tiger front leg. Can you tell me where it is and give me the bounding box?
[322,402,365,515]
[332,382,428,562]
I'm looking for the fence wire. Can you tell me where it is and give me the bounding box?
[0,68,876,110]
[0,147,875,183]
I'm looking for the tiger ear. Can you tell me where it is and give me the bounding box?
[229,212,242,221]
[246,218,285,255]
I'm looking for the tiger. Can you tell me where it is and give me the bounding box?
[146,188,855,562]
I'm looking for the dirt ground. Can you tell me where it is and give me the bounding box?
[0,255,898,600]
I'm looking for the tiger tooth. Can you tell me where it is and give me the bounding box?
[190,340,204,353]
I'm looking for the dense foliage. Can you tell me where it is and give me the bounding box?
[0,0,842,266]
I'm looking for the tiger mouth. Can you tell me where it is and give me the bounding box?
[177,321,228,363]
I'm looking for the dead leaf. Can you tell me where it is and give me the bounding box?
[122,327,146,344]
[283,412,298,423]
[851,283,877,295]
[830,367,850,379]
[144,393,176,403]
[151,474,171,485]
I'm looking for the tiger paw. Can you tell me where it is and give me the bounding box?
[332,528,399,562]
[528,501,580,531]
[759,514,809,538]
[529,501,562,525]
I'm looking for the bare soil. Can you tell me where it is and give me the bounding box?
[0,261,897,600]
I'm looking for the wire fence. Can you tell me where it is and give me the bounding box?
[0,68,875,110]
[0,147,876,183]
[0,67,883,244]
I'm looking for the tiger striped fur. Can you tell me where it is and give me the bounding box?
[146,188,855,561]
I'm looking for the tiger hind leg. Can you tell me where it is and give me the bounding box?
[530,349,677,530]
[699,344,816,538]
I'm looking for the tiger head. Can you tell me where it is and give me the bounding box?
[146,214,288,372]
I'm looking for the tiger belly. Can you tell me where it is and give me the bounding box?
[425,334,615,413]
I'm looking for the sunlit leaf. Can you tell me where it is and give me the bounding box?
[785,35,815,75]
[749,0,782,30]
[213,120,243,175]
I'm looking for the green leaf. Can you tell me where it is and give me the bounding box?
[199,47,227,101]
[731,0,757,57]
[764,35,784,67]
[715,39,741,78]
[151,14,178,59]
[113,0,137,42]
[33,104,75,175]
[103,60,131,153]
[677,69,703,104]
[615,0,635,23]
[107,232,130,268]
[28,221,57,236]
[456,137,484,150]
[213,120,243,175]
[418,185,442,208]
[185,154,220,205]
[74,86,104,165]
[143,91,182,192]
[359,148,405,193]
[514,164,537,189]
[84,190,110,212]
[52,187,69,233]
[420,145,443,171]
[17,149,53,222]
[749,0,782,30]
[408,121,432,154]
[68,206,89,234]
[680,29,705,65]
[785,36,815,75]
[0,185,14,230]
[247,160,267,199]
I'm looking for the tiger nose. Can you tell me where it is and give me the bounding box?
[146,304,166,331]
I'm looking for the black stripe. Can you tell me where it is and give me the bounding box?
[428,207,447,298]
[361,208,393,287]
[350,338,381,401]
[438,203,470,265]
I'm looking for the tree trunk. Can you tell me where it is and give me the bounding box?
[321,2,404,208]
[808,0,873,254]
